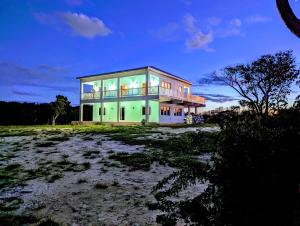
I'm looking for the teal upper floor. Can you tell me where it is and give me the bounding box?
[78,66,205,105]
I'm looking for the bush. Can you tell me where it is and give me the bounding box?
[153,109,300,226]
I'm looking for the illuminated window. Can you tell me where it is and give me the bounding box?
[179,86,183,92]
[174,108,183,116]
[161,82,171,89]
[160,106,170,116]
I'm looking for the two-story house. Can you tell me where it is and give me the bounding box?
[77,66,205,124]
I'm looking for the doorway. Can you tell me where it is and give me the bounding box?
[120,107,125,121]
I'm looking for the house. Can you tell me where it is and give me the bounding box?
[77,66,205,124]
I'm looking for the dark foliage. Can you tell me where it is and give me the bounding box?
[0,101,78,125]
[153,107,300,226]
[213,51,299,116]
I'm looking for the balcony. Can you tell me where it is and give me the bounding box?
[81,86,205,105]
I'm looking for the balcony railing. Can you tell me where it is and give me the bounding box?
[81,86,205,105]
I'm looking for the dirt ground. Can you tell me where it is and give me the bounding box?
[0,126,213,226]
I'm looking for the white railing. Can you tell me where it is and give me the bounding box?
[81,86,205,104]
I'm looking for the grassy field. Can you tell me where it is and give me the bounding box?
[0,124,218,225]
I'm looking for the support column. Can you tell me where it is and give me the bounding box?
[188,106,191,115]
[145,69,150,123]
[100,80,103,123]
[117,77,120,123]
[195,107,198,115]
[79,81,83,122]
[80,104,83,122]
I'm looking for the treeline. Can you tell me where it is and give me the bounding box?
[0,101,79,125]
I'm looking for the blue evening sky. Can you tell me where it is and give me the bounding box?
[0,0,299,110]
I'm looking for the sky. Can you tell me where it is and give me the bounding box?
[0,0,299,110]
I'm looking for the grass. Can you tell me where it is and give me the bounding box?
[47,135,70,142]
[35,141,56,147]
[94,182,109,189]
[109,152,152,171]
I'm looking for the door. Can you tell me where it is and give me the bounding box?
[120,107,125,121]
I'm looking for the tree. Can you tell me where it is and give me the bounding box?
[213,51,300,116]
[276,0,300,38]
[50,95,70,125]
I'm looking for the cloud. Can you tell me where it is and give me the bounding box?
[152,22,180,42]
[184,14,214,51]
[218,18,244,38]
[61,12,111,38]
[186,32,214,51]
[229,18,242,27]
[34,12,111,38]
[193,92,239,103]
[198,74,227,86]
[0,61,77,94]
[12,89,38,97]
[246,16,272,24]
[207,17,222,27]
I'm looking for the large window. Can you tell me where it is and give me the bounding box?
[160,106,170,116]
[162,81,171,89]
[174,107,183,116]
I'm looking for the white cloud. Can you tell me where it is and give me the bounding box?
[184,14,214,51]
[246,16,272,24]
[207,17,222,27]
[217,18,244,38]
[62,12,111,38]
[186,31,214,51]
[229,18,242,27]
[34,11,111,39]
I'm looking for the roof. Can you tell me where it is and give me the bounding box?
[76,66,192,85]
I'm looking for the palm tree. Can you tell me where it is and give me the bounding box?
[276,0,300,38]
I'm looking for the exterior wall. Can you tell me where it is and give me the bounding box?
[102,102,118,122]
[149,71,190,96]
[159,103,185,124]
[92,103,101,122]
[119,100,145,123]
[149,100,159,123]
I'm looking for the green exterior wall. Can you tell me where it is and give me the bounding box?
[119,100,145,122]
[149,100,159,123]
[102,102,118,122]
[92,103,101,121]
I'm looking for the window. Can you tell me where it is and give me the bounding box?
[179,86,183,92]
[160,106,170,116]
[120,107,125,120]
[142,106,151,115]
[162,82,171,89]
[142,106,146,115]
[174,107,183,116]
[99,107,106,115]
[103,107,106,115]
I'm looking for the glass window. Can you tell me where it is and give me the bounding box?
[160,106,170,115]
[162,82,171,89]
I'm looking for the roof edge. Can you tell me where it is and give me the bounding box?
[76,66,192,85]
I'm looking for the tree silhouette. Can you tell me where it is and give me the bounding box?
[50,95,70,125]
[213,51,299,116]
